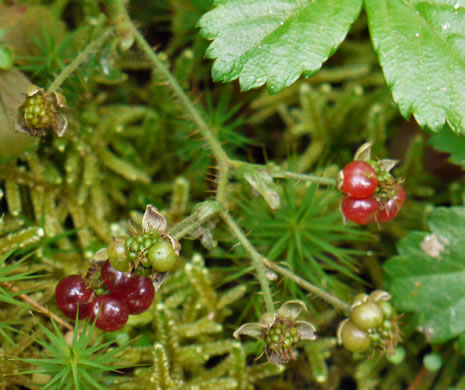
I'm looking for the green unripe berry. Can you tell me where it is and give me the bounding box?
[351,301,384,331]
[128,251,137,260]
[129,240,140,252]
[136,235,144,243]
[290,327,298,336]
[386,346,406,365]
[382,320,392,330]
[147,240,177,272]
[377,301,394,319]
[107,236,130,272]
[271,334,280,343]
[126,237,135,250]
[341,321,371,353]
[370,333,381,343]
[423,353,442,372]
[283,338,292,348]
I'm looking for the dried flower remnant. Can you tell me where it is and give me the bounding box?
[15,84,67,137]
[233,300,316,364]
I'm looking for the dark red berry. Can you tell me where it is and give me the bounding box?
[100,260,139,297]
[377,185,406,223]
[126,277,155,315]
[90,295,129,332]
[340,161,378,198]
[55,275,94,320]
[342,196,378,225]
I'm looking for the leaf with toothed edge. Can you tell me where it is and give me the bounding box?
[365,0,465,133]
[198,0,363,93]
[384,207,465,343]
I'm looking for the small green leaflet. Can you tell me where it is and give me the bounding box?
[384,207,465,343]
[365,0,465,133]
[198,0,363,93]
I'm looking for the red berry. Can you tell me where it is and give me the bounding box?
[340,161,378,198]
[342,196,378,225]
[126,277,155,315]
[377,185,406,223]
[55,275,94,320]
[100,260,139,297]
[90,295,129,332]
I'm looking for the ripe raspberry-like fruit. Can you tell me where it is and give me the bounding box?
[341,196,379,225]
[55,275,94,320]
[90,294,129,332]
[376,185,406,223]
[339,161,378,198]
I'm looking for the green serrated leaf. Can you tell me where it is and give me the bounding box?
[384,206,465,343]
[429,125,465,166]
[365,0,465,133]
[198,0,362,93]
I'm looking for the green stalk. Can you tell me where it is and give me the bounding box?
[220,210,275,314]
[271,170,337,187]
[47,29,113,93]
[262,258,351,315]
[127,21,230,169]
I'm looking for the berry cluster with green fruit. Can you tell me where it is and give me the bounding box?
[265,321,301,362]
[15,85,68,137]
[337,290,401,354]
[55,206,179,332]
[338,143,406,225]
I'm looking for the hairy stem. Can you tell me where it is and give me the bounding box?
[232,160,337,187]
[169,201,222,241]
[127,21,230,168]
[47,29,112,93]
[220,210,275,314]
[262,259,351,315]
[271,170,337,187]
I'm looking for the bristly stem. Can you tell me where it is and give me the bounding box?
[219,210,275,314]
[270,170,337,187]
[128,21,230,169]
[261,259,351,315]
[47,29,113,93]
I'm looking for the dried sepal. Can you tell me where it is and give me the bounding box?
[142,205,168,234]
[233,323,265,340]
[295,320,317,340]
[260,312,277,328]
[351,293,369,310]
[378,159,399,173]
[152,271,168,291]
[369,290,392,303]
[277,300,307,321]
[353,142,372,161]
[336,318,350,345]
[92,248,108,262]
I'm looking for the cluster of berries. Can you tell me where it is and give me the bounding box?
[338,144,406,225]
[15,85,67,137]
[56,260,155,331]
[337,291,400,354]
[56,217,179,332]
[265,322,300,356]
[107,231,177,273]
